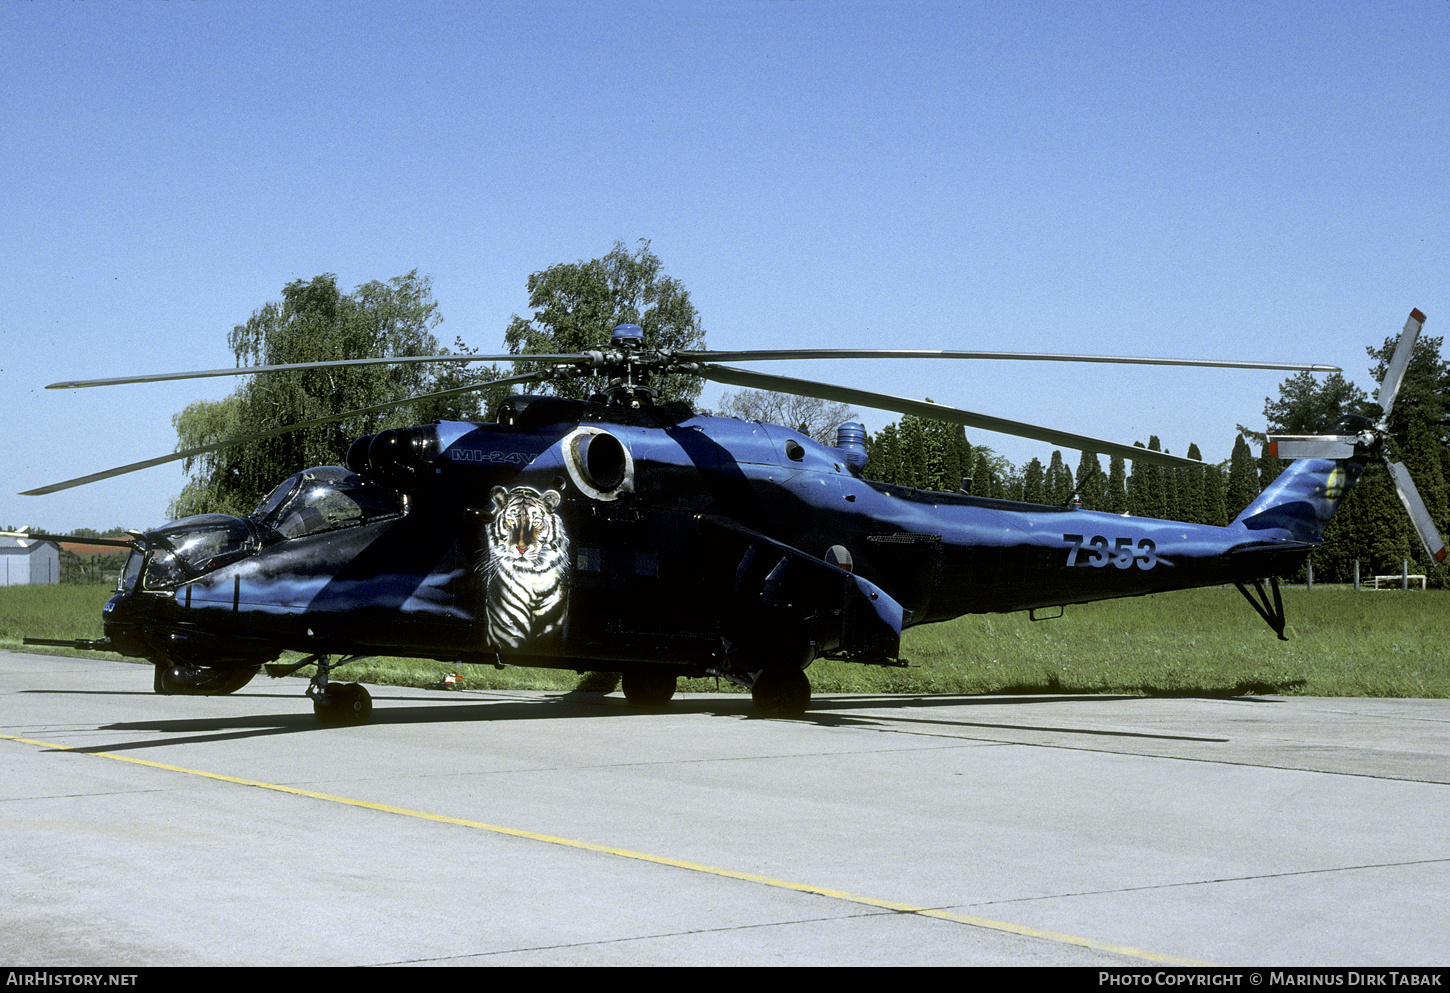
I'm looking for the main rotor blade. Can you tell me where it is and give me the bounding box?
[0,530,138,549]
[698,363,1200,468]
[46,354,589,390]
[1384,459,1448,565]
[21,371,544,496]
[1375,309,1426,424]
[682,348,1341,372]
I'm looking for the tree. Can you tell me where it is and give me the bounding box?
[971,448,1011,499]
[1366,332,1448,442]
[1104,454,1128,514]
[896,415,928,489]
[1128,437,1167,518]
[1225,434,1260,519]
[1045,450,1071,506]
[715,389,856,444]
[1202,462,1228,527]
[1239,370,1369,444]
[1074,452,1105,510]
[504,239,705,404]
[1021,457,1044,504]
[1177,443,1206,524]
[169,271,489,519]
[867,423,902,484]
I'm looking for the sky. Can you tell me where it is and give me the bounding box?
[3,0,1448,532]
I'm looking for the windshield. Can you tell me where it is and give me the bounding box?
[142,515,257,590]
[118,550,142,593]
[252,466,402,539]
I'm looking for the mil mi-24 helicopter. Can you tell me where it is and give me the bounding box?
[13,310,1445,724]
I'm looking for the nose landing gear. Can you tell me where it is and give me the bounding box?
[264,653,374,726]
[311,679,372,726]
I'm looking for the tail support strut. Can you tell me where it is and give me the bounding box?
[1235,577,1288,641]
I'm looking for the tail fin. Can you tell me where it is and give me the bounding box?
[1231,457,1365,544]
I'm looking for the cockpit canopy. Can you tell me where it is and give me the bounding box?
[251,466,403,539]
[140,514,259,590]
[128,468,404,592]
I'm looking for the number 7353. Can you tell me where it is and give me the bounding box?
[1062,533,1158,570]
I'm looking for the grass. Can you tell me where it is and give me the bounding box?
[3,582,1447,698]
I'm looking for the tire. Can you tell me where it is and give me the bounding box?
[314,682,372,726]
[751,668,811,719]
[621,669,677,707]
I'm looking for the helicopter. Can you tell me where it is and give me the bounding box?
[12,310,1445,724]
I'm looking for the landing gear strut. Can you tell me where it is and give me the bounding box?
[268,653,374,726]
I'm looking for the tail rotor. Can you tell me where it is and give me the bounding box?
[1267,309,1446,566]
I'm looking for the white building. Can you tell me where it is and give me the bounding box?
[0,537,60,586]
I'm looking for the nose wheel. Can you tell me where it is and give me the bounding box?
[284,653,374,726]
[312,681,372,726]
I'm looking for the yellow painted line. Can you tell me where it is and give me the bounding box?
[3,732,1210,965]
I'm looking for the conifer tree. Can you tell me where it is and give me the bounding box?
[868,423,901,485]
[1104,454,1128,514]
[1022,457,1045,504]
[1164,460,1182,523]
[1075,451,1104,509]
[973,450,999,498]
[1180,443,1207,525]
[1226,434,1259,519]
[1202,463,1228,527]
[1046,451,1071,506]
[903,416,930,489]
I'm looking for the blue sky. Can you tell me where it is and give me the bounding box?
[4,0,1448,531]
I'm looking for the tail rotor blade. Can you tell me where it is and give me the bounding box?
[1385,459,1448,565]
[1267,435,1361,460]
[1376,309,1425,425]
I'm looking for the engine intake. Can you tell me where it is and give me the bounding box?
[347,425,439,485]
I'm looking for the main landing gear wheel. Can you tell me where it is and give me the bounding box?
[312,682,372,726]
[751,668,811,719]
[622,669,677,707]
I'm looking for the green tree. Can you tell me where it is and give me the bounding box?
[1366,332,1448,442]
[1021,457,1045,504]
[504,239,706,404]
[1225,434,1259,519]
[1045,450,1071,506]
[169,271,488,519]
[1073,452,1104,510]
[896,415,927,489]
[1104,454,1128,514]
[1128,438,1167,518]
[972,450,1001,498]
[1202,462,1228,526]
[920,414,968,493]
[867,423,901,484]
[1239,370,1369,444]
[1179,443,1206,524]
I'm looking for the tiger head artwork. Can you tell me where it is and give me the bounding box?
[478,485,570,650]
